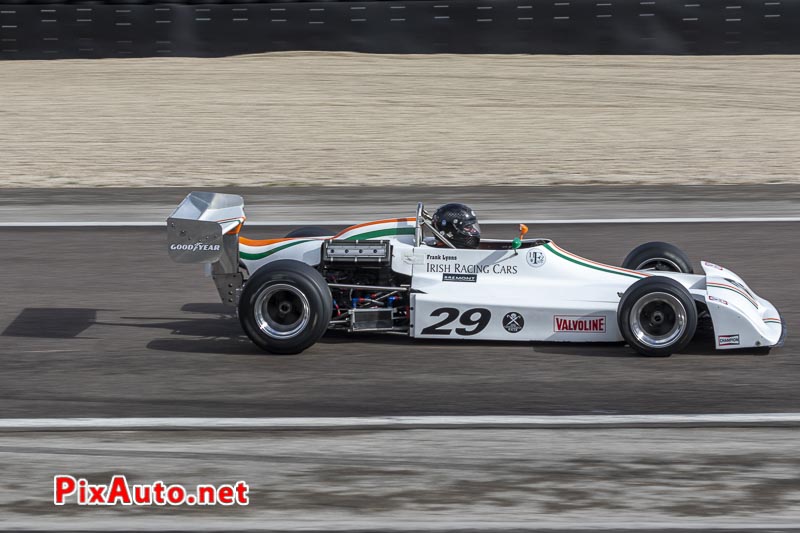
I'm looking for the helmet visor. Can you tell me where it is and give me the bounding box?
[462,221,481,236]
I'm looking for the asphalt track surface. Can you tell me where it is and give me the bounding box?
[2,184,799,223]
[1,221,797,419]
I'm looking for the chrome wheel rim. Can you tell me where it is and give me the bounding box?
[635,257,682,272]
[254,284,310,339]
[629,292,687,348]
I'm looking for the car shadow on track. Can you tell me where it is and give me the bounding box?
[136,304,263,355]
[535,331,771,358]
[139,304,774,358]
[140,320,261,355]
[1,308,100,339]
[321,328,767,358]
[9,303,762,358]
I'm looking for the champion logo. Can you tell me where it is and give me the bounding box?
[554,316,606,333]
[718,334,740,346]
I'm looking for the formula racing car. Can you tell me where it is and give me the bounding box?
[167,192,785,356]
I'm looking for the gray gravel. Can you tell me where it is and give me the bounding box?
[2,428,799,530]
[2,54,799,188]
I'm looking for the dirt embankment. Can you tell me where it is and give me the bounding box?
[1,53,798,187]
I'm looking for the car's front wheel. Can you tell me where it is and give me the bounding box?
[618,277,698,357]
[238,260,332,354]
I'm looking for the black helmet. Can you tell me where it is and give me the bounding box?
[432,203,481,249]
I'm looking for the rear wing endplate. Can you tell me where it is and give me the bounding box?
[167,218,225,264]
[167,192,246,306]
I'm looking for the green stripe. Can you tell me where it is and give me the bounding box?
[343,227,415,240]
[708,283,758,309]
[544,243,644,279]
[708,283,756,303]
[239,239,311,261]
[239,225,414,261]
[763,319,781,324]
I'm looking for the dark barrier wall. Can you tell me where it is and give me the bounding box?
[2,0,799,59]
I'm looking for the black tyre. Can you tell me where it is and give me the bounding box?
[622,242,693,273]
[239,260,332,354]
[618,276,698,357]
[284,226,330,238]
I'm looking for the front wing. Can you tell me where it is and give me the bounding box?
[700,261,785,350]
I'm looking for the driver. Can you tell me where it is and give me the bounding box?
[432,203,481,249]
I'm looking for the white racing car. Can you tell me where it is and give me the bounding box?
[167,192,785,356]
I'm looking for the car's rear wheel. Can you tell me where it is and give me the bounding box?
[239,260,331,354]
[622,242,693,273]
[618,277,698,357]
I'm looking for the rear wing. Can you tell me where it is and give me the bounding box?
[167,192,246,305]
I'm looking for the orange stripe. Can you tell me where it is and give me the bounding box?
[239,237,295,247]
[551,242,651,277]
[334,218,415,238]
[226,222,244,235]
[242,218,415,246]
[213,216,246,235]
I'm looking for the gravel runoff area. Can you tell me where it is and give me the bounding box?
[1,53,799,188]
[2,428,799,529]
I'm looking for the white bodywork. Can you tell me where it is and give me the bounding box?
[239,220,783,350]
[169,192,784,351]
[169,191,246,235]
[700,261,784,350]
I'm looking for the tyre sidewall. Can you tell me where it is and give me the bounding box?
[618,276,698,357]
[239,260,331,354]
[622,241,693,274]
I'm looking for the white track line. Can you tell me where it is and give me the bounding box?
[2,413,800,430]
[2,217,800,227]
